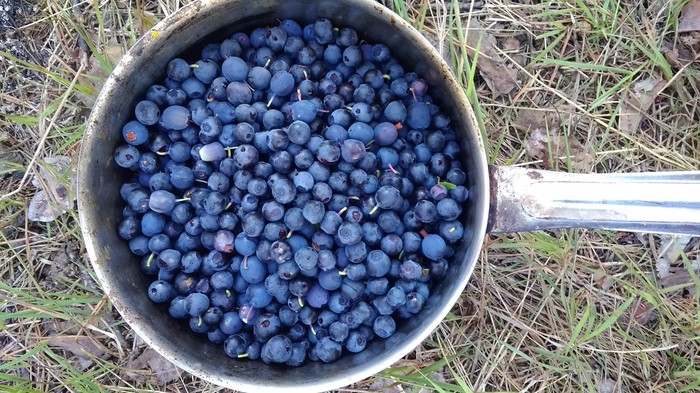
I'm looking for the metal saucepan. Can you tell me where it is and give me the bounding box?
[76,0,700,391]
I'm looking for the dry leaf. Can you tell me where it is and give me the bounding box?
[634,233,649,246]
[655,235,693,279]
[146,351,180,385]
[28,155,75,222]
[693,256,700,271]
[33,155,74,207]
[502,37,521,52]
[597,378,617,393]
[77,38,125,107]
[464,20,518,96]
[103,38,125,65]
[663,46,681,67]
[678,0,700,33]
[659,270,698,292]
[513,108,560,132]
[517,109,594,171]
[50,336,108,370]
[620,299,657,327]
[618,76,665,134]
[659,269,698,298]
[421,31,450,65]
[592,269,615,290]
[28,190,65,222]
[368,379,404,393]
[122,348,179,385]
[502,36,526,66]
[661,39,696,67]
[655,256,672,279]
[630,300,657,325]
[659,234,693,263]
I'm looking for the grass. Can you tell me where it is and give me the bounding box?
[1,0,699,392]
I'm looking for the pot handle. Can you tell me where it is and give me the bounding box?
[486,165,700,236]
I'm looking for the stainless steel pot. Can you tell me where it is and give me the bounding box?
[76,0,700,392]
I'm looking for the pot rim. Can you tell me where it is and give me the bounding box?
[77,0,490,391]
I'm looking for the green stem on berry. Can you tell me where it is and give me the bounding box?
[369,205,379,216]
[224,146,237,158]
[175,197,190,202]
[438,181,457,190]
[338,207,348,215]
[298,296,304,308]
[242,306,253,324]
[237,353,249,358]
[146,253,155,268]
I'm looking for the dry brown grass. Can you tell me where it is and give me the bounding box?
[1,0,699,392]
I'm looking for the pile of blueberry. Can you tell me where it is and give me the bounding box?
[114,17,468,365]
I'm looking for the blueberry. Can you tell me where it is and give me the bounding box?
[122,120,150,146]
[421,234,447,261]
[148,280,173,303]
[365,250,391,277]
[222,56,249,82]
[404,292,425,314]
[254,313,281,341]
[302,200,325,224]
[315,337,341,363]
[183,292,209,316]
[157,249,181,272]
[160,106,191,131]
[340,330,364,353]
[118,216,139,240]
[337,221,362,246]
[286,342,307,366]
[224,333,251,358]
[366,277,389,296]
[317,141,341,164]
[437,198,462,221]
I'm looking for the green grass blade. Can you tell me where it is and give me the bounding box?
[582,297,634,342]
